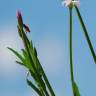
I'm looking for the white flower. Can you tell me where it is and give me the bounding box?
[61,0,79,7]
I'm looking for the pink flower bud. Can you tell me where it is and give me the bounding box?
[23,24,30,33]
[16,10,23,27]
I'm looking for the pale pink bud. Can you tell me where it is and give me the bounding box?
[16,10,23,27]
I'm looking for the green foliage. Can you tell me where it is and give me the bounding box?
[8,10,55,96]
[73,82,80,96]
[8,3,96,96]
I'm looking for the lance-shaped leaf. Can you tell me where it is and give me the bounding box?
[21,48,37,73]
[7,47,24,62]
[29,69,44,93]
[7,47,29,68]
[16,61,25,66]
[73,81,80,96]
[33,47,37,57]
[29,69,48,96]
[74,6,96,64]
[21,49,33,70]
[27,43,39,70]
[26,78,43,96]
[33,47,41,70]
[28,45,43,77]
[30,40,33,49]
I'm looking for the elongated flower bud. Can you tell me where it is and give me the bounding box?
[16,10,23,28]
[23,24,30,33]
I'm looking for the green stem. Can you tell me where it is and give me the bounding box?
[69,7,74,95]
[40,63,55,96]
[75,6,96,64]
[36,58,55,96]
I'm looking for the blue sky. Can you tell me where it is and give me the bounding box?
[0,0,96,96]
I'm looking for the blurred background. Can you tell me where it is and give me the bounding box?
[0,0,96,96]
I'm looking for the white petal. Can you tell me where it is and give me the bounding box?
[61,0,80,7]
[72,0,80,6]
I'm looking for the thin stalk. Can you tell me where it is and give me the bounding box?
[69,7,74,95]
[39,62,55,96]
[74,6,96,64]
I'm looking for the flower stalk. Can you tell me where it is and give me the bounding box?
[69,5,80,96]
[69,7,75,95]
[75,6,96,64]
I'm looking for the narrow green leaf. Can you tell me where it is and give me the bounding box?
[33,47,37,57]
[28,46,40,72]
[7,47,30,69]
[7,47,24,62]
[16,61,25,66]
[26,78,43,96]
[22,49,27,58]
[36,58,55,96]
[28,46,43,77]
[36,58,43,76]
[16,61,30,70]
[73,82,80,96]
[30,40,33,49]
[21,49,34,71]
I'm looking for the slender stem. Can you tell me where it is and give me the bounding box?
[69,7,74,95]
[40,64,55,96]
[74,6,96,64]
[36,58,55,96]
